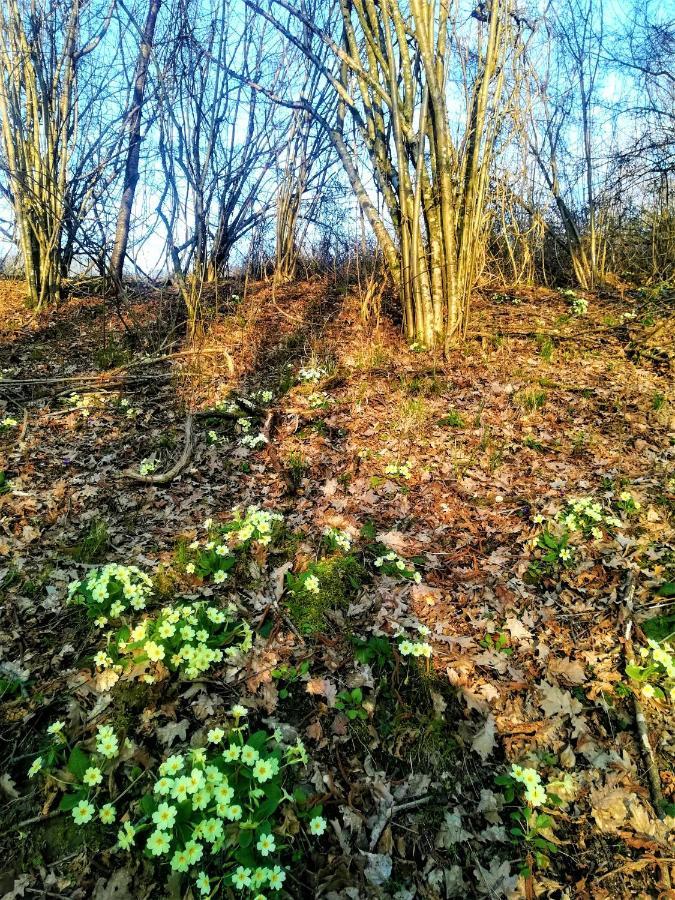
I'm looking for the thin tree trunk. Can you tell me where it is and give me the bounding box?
[110,0,162,284]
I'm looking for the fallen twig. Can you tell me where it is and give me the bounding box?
[0,348,234,390]
[620,573,666,816]
[123,415,195,484]
[369,795,434,850]
[619,571,672,889]
[0,809,60,838]
[261,409,275,442]
[1,372,173,389]
[18,407,28,442]
[597,857,675,883]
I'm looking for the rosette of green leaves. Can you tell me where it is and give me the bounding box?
[67,564,153,620]
[111,602,251,679]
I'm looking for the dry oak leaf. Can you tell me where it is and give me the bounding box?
[94,668,120,692]
[156,719,189,747]
[537,680,583,718]
[590,785,632,833]
[306,677,337,707]
[376,530,409,554]
[504,616,532,643]
[547,657,586,685]
[471,713,496,762]
[305,719,323,742]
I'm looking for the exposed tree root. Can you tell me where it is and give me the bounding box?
[123,414,195,484]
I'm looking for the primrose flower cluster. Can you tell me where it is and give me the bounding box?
[28,715,326,897]
[530,493,634,572]
[184,507,284,583]
[105,601,252,682]
[509,765,549,807]
[223,506,284,549]
[28,722,124,816]
[556,496,624,540]
[234,415,265,448]
[64,391,103,417]
[628,638,675,703]
[307,392,333,409]
[27,719,71,779]
[374,549,422,584]
[1,416,18,429]
[397,624,432,659]
[250,389,274,405]
[323,527,352,553]
[139,458,157,476]
[287,568,321,597]
[68,564,153,623]
[559,288,588,316]
[383,462,412,480]
[115,396,140,419]
[241,432,267,449]
[616,490,640,515]
[297,365,328,383]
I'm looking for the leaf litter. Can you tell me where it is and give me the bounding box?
[0,279,674,897]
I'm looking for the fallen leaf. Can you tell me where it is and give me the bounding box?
[156,719,189,747]
[306,678,337,707]
[0,773,19,800]
[361,851,392,886]
[548,657,586,685]
[471,714,496,761]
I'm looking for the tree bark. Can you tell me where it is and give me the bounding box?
[110,0,162,284]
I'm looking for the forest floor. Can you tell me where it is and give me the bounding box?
[0,276,674,900]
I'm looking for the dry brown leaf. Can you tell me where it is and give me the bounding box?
[306,677,337,707]
[548,657,586,685]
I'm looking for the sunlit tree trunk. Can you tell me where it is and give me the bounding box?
[110,0,162,285]
[0,0,77,306]
[249,0,519,348]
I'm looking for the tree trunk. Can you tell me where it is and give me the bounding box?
[110,0,162,284]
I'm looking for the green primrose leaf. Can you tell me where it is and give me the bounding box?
[59,790,86,810]
[67,747,90,780]
[139,794,155,816]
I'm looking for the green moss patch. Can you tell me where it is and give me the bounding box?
[285,555,364,635]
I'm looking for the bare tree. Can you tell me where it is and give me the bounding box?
[110,0,163,285]
[154,0,286,326]
[245,0,525,348]
[526,0,610,288]
[274,22,334,283]
[0,0,115,307]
